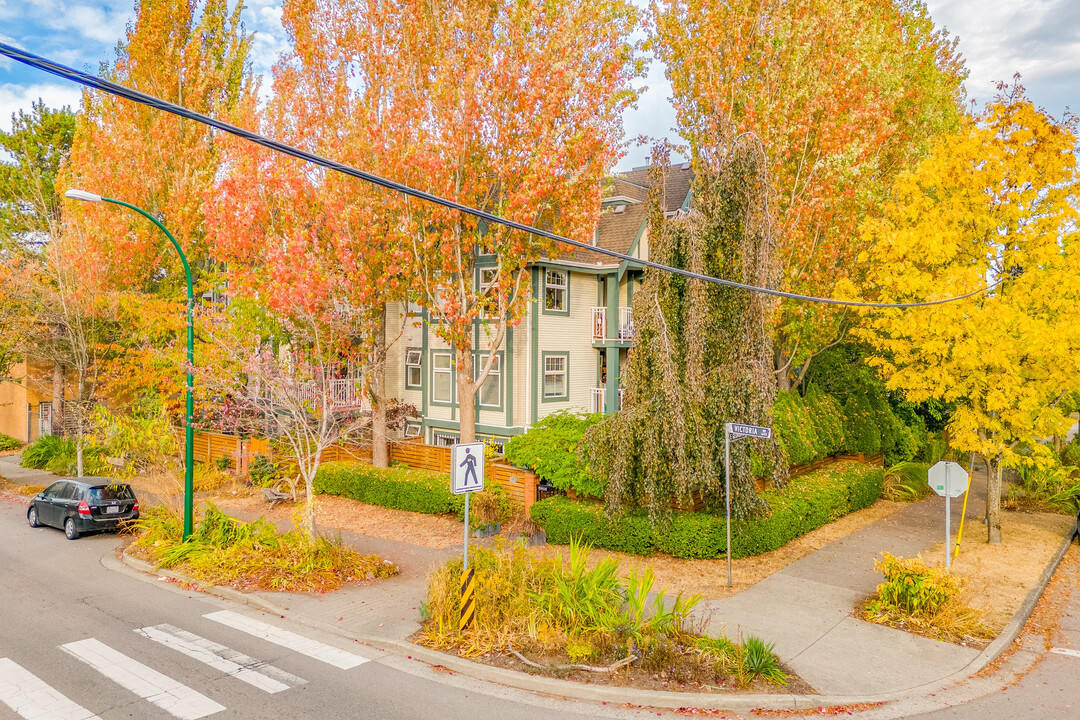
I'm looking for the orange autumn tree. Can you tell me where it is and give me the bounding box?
[63,0,252,412]
[205,0,426,467]
[397,0,643,442]
[653,0,967,389]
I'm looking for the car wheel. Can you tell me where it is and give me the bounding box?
[28,506,39,528]
[64,517,80,540]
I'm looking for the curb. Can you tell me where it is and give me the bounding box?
[117,525,1077,713]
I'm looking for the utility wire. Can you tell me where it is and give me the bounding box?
[0,42,1002,309]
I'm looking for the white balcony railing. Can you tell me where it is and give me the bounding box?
[591,307,606,340]
[298,378,366,410]
[592,306,634,340]
[590,387,605,414]
[619,307,634,340]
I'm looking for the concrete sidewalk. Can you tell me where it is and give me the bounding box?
[0,452,57,485]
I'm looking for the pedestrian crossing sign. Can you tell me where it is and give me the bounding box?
[451,442,485,494]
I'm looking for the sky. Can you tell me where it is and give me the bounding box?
[1,0,1078,171]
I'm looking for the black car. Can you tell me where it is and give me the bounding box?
[27,478,140,540]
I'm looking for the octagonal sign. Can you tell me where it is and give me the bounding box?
[928,460,969,498]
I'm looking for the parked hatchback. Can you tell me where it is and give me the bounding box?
[27,478,140,540]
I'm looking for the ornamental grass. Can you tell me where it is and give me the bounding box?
[421,538,787,687]
[133,503,397,592]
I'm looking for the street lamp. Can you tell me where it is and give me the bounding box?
[64,189,195,541]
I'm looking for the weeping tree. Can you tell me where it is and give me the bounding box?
[584,142,785,522]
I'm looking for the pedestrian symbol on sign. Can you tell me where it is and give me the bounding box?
[459,448,479,487]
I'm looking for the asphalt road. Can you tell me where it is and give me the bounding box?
[0,495,659,720]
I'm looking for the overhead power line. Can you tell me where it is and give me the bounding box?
[0,42,1002,309]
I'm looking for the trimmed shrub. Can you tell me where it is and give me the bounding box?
[315,461,464,516]
[774,391,819,466]
[530,462,884,560]
[0,433,20,452]
[804,384,845,456]
[842,391,884,455]
[1064,438,1080,469]
[502,411,605,498]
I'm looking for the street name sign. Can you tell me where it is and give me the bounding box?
[451,442,485,494]
[727,423,772,440]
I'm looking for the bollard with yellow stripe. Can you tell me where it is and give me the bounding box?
[459,567,476,631]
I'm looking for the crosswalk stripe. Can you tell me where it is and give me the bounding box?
[1051,647,1080,658]
[0,658,101,720]
[204,610,368,669]
[136,624,306,693]
[59,639,225,720]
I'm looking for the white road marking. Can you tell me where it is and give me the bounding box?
[136,624,306,693]
[0,658,100,720]
[204,610,368,669]
[1051,647,1080,658]
[59,638,225,720]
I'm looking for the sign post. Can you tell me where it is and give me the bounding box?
[451,442,485,630]
[723,422,773,587]
[928,460,969,570]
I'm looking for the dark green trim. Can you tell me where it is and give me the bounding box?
[505,326,514,428]
[404,345,423,390]
[534,260,613,276]
[530,267,540,425]
[474,349,505,413]
[597,276,604,306]
[429,348,455,407]
[423,417,525,437]
[627,276,634,307]
[420,310,430,417]
[541,351,570,403]
[541,267,571,316]
[605,348,620,415]
[596,348,604,389]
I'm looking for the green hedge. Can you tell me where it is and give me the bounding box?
[531,462,883,560]
[0,433,20,452]
[774,386,847,466]
[314,461,465,516]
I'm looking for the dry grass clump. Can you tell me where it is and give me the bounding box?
[421,539,788,688]
[132,503,397,593]
[863,553,993,645]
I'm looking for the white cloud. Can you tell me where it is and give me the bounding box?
[0,82,83,132]
[44,4,132,45]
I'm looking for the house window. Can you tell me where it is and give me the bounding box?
[404,422,422,438]
[432,352,453,404]
[477,353,501,408]
[479,268,498,319]
[543,353,568,401]
[405,348,422,389]
[433,430,459,447]
[544,269,568,313]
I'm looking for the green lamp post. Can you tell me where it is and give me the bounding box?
[64,189,195,541]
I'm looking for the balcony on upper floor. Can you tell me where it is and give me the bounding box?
[591,307,634,341]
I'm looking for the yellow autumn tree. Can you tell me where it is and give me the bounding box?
[858,83,1080,544]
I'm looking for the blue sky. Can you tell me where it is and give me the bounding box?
[1,0,1078,171]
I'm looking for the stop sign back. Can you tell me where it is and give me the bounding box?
[928,460,969,498]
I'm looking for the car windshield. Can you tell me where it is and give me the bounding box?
[88,485,134,503]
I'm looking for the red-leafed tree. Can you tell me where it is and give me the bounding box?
[653,0,968,389]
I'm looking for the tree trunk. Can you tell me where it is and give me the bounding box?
[775,345,791,393]
[457,352,477,443]
[51,360,64,437]
[371,305,389,468]
[75,373,85,477]
[986,454,1002,545]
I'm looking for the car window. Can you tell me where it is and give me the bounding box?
[89,485,133,503]
[59,483,79,500]
[43,482,65,499]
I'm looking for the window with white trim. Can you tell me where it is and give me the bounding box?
[477,354,501,408]
[543,354,568,400]
[432,352,453,403]
[544,269,568,312]
[433,430,459,447]
[404,422,421,437]
[405,348,422,389]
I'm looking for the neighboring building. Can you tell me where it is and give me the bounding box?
[387,164,693,448]
[0,358,57,443]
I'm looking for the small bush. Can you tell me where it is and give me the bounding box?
[0,433,21,452]
[22,434,71,469]
[1062,438,1080,469]
[864,553,991,643]
[883,462,932,502]
[248,453,281,487]
[530,462,884,559]
[503,411,605,498]
[1005,459,1080,513]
